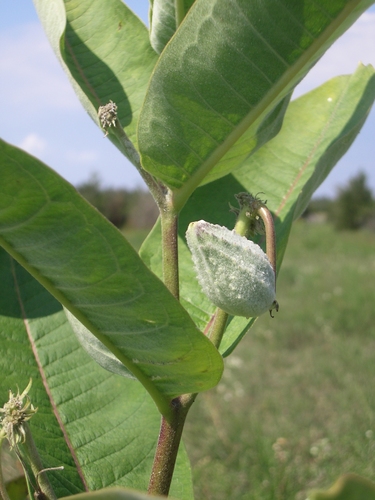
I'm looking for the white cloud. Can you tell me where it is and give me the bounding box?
[66,150,99,165]
[0,22,79,114]
[1,4,374,197]
[294,11,375,97]
[18,133,47,155]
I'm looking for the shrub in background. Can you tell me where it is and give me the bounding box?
[330,172,375,230]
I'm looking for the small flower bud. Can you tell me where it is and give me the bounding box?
[0,379,37,448]
[186,221,277,317]
[98,100,118,136]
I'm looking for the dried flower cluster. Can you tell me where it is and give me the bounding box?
[0,380,37,448]
[98,100,118,136]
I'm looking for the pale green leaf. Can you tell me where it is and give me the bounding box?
[33,0,158,150]
[0,140,223,417]
[308,473,375,500]
[66,309,136,379]
[0,249,193,498]
[140,64,375,355]
[138,0,374,208]
[61,487,175,499]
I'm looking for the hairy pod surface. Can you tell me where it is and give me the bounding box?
[186,221,276,317]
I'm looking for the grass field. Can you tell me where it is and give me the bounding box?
[181,220,375,499]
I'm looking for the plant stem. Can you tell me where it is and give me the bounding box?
[148,396,195,496]
[149,304,227,496]
[233,194,277,283]
[160,198,179,300]
[112,120,166,209]
[22,424,57,500]
[147,190,183,496]
[257,206,277,280]
[206,309,229,349]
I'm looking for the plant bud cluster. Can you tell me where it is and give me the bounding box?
[186,221,276,317]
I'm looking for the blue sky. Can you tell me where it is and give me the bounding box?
[1,2,375,197]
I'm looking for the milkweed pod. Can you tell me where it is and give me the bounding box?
[186,220,276,317]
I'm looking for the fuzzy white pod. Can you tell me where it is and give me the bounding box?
[186,221,276,317]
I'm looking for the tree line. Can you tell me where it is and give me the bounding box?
[76,175,159,229]
[77,171,375,232]
[304,171,375,230]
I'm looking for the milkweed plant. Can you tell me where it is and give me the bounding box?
[0,1,375,499]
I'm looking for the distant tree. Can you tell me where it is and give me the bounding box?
[302,196,333,219]
[76,173,103,209]
[77,173,138,228]
[127,191,159,229]
[330,172,374,230]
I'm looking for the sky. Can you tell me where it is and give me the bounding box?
[1,2,375,198]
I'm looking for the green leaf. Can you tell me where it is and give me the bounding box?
[4,476,28,500]
[307,473,375,500]
[138,0,374,207]
[0,250,193,499]
[66,310,137,379]
[0,139,223,417]
[61,487,176,499]
[149,0,196,54]
[233,64,375,259]
[140,64,375,355]
[33,0,158,149]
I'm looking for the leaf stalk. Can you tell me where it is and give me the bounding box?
[257,206,277,280]
[206,309,229,349]
[98,102,166,208]
[111,118,166,208]
[21,424,57,500]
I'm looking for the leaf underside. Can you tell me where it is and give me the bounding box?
[0,139,223,417]
[35,0,373,212]
[0,249,193,499]
[33,0,158,152]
